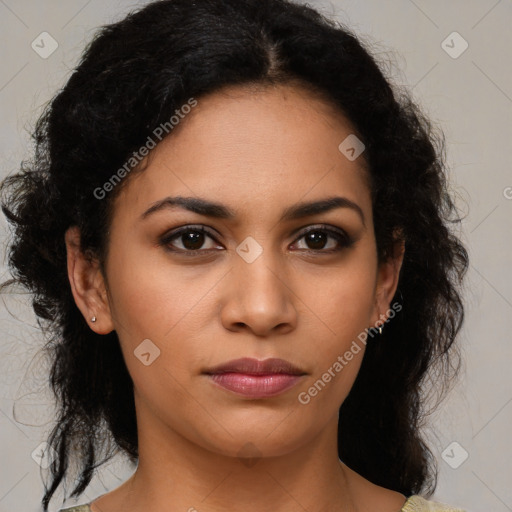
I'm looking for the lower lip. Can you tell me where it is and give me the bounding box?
[206,373,303,398]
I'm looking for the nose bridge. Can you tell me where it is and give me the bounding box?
[221,237,296,334]
[235,238,286,303]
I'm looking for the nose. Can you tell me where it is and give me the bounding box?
[220,251,298,337]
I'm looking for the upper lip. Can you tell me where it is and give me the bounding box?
[203,357,306,376]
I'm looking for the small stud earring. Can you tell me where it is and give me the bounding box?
[378,325,383,335]
[91,316,97,323]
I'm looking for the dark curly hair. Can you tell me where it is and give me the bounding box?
[0,0,469,510]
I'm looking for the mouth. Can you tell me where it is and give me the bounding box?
[203,357,307,399]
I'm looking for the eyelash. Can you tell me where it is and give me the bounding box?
[158,224,354,256]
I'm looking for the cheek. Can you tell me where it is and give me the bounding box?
[295,276,371,415]
[104,250,217,392]
[292,258,375,404]
[106,242,215,342]
[298,260,377,337]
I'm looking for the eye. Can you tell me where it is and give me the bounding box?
[159,225,221,254]
[291,225,353,253]
[158,224,354,256]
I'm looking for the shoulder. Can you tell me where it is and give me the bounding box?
[402,495,466,512]
[58,505,91,512]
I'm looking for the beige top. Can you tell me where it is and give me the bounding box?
[59,495,466,511]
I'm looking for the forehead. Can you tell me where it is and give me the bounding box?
[111,83,371,224]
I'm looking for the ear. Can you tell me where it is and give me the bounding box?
[64,226,115,335]
[370,235,405,328]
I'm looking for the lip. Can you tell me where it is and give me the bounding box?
[203,357,307,399]
[204,357,305,376]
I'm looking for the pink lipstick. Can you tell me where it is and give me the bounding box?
[203,357,306,399]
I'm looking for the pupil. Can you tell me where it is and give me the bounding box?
[307,232,326,250]
[183,232,204,250]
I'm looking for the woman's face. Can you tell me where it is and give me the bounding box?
[69,83,402,460]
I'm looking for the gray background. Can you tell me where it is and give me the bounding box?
[0,1,511,511]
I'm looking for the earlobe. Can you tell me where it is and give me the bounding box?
[64,226,115,335]
[372,238,405,328]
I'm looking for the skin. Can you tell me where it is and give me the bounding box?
[65,82,406,512]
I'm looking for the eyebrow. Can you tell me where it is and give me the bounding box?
[140,195,365,226]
